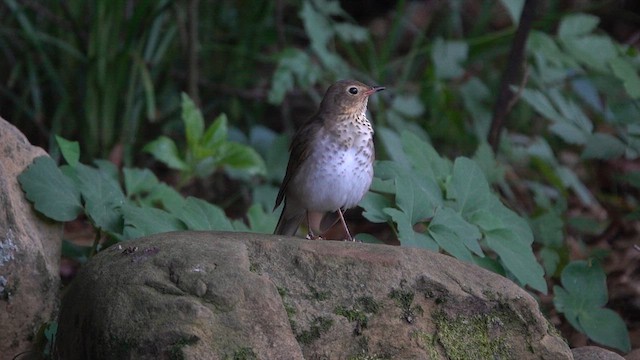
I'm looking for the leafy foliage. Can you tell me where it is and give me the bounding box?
[361,131,546,293]
[554,261,631,351]
[144,93,266,186]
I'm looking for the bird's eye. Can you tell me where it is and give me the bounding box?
[348,87,358,95]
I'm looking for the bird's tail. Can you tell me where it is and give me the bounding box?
[274,202,304,236]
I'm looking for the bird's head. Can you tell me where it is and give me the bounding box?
[319,80,385,117]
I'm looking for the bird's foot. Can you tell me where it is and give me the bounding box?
[306,232,323,240]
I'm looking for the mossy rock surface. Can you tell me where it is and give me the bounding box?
[56,231,572,359]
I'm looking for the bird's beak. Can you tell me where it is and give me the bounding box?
[365,86,385,96]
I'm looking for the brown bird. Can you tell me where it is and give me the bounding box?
[273,79,385,241]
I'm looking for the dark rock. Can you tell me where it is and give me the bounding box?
[56,231,572,359]
[0,118,62,357]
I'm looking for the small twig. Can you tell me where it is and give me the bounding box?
[488,0,538,152]
[505,64,530,115]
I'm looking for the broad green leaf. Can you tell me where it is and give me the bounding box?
[395,168,438,223]
[18,156,82,222]
[548,89,593,133]
[486,228,547,293]
[173,197,234,231]
[580,308,631,352]
[469,210,504,232]
[539,247,561,276]
[143,136,188,171]
[448,157,490,217]
[360,192,393,223]
[123,168,160,198]
[218,142,267,176]
[75,163,125,234]
[553,261,630,351]
[384,208,437,250]
[563,35,617,72]
[144,183,186,214]
[428,224,472,262]
[610,57,640,99]
[530,210,564,247]
[558,13,600,39]
[559,260,607,308]
[121,203,184,240]
[549,122,588,145]
[55,136,80,167]
[582,133,626,160]
[402,130,451,182]
[378,127,410,168]
[432,38,468,80]
[431,207,483,257]
[201,113,228,150]
[473,142,504,185]
[181,93,204,149]
[520,88,563,123]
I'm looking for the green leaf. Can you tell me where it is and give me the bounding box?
[428,224,472,262]
[609,57,640,99]
[123,168,160,198]
[18,156,83,222]
[360,192,393,223]
[173,197,234,231]
[558,13,600,39]
[432,38,468,79]
[553,261,631,352]
[201,113,228,150]
[580,308,631,352]
[473,142,504,184]
[218,142,267,176]
[430,207,483,257]
[401,130,451,182]
[582,133,627,160]
[384,208,437,250]
[549,122,588,145]
[121,203,185,240]
[520,88,563,123]
[355,233,384,244]
[395,169,438,223]
[447,157,490,217]
[485,228,547,293]
[143,183,186,214]
[75,163,125,234]
[181,93,204,149]
[143,136,188,171]
[539,247,561,276]
[55,136,80,167]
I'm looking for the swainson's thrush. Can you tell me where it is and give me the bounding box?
[273,79,385,241]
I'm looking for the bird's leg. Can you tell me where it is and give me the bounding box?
[337,208,354,241]
[306,211,323,240]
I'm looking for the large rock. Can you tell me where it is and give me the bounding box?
[56,231,571,359]
[0,118,62,357]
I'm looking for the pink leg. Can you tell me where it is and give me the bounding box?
[337,209,354,241]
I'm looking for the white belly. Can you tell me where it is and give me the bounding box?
[290,136,373,212]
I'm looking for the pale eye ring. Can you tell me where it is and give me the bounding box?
[348,87,358,95]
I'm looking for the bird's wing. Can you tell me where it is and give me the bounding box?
[274,115,322,210]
